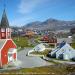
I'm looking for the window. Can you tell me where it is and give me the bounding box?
[1,28,5,32]
[7,28,11,32]
[7,32,10,38]
[8,54,13,62]
[7,28,10,32]
[2,33,5,37]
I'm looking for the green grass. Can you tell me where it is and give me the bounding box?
[30,50,50,56]
[71,43,75,49]
[2,64,75,75]
[12,37,34,48]
[46,59,60,64]
[71,39,75,49]
[34,35,41,43]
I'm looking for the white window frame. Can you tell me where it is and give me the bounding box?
[1,28,5,32]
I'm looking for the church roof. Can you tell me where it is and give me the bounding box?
[0,39,17,50]
[0,9,9,28]
[0,39,7,49]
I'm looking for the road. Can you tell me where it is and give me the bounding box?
[17,48,53,68]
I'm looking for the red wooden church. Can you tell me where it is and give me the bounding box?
[0,9,17,67]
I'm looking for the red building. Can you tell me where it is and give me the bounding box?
[0,9,17,67]
[41,35,57,43]
[41,35,57,48]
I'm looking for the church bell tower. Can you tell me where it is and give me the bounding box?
[0,9,11,39]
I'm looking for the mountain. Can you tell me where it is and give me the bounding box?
[23,18,75,31]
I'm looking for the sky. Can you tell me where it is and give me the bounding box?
[0,0,75,26]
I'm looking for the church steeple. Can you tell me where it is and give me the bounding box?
[0,9,9,28]
[0,8,11,39]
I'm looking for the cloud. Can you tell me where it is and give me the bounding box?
[18,0,48,14]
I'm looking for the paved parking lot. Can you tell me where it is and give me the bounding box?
[17,48,52,68]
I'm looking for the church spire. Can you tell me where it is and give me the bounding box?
[0,2,9,28]
[0,1,11,39]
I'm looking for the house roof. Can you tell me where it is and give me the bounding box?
[51,42,74,56]
[0,39,7,50]
[0,39,16,50]
[59,43,74,52]
[56,43,75,59]
[33,43,45,51]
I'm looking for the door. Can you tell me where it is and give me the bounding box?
[8,53,14,63]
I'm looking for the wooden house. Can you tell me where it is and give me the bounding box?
[0,9,17,67]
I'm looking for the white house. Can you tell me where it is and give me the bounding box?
[50,42,75,60]
[33,43,45,52]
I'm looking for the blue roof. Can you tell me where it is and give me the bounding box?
[59,41,66,48]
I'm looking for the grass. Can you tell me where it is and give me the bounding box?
[1,64,75,75]
[71,39,75,49]
[12,37,34,48]
[34,35,41,43]
[71,43,75,49]
[44,58,61,64]
[30,50,50,56]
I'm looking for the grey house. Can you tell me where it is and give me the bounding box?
[50,42,75,60]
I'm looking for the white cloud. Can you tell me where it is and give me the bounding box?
[11,0,50,26]
[18,0,48,14]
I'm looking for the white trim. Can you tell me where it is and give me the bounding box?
[1,28,5,32]
[0,39,7,67]
[0,39,17,51]
[15,49,17,61]
[6,28,7,39]
[0,39,16,67]
[8,48,17,63]
[6,28,11,39]
[8,48,17,54]
[8,39,17,48]
[10,28,11,38]
[0,39,7,51]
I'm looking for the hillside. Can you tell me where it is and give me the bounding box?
[23,18,75,31]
